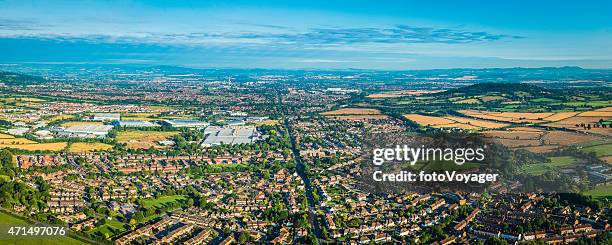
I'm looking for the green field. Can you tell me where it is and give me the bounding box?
[583,184,612,200]
[562,101,612,107]
[519,163,552,176]
[87,217,127,238]
[142,195,186,209]
[582,144,612,157]
[547,156,577,168]
[0,211,89,245]
[531,98,560,103]
[574,139,611,148]
[0,211,28,225]
[519,156,578,176]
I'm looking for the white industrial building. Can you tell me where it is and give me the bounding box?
[163,119,209,128]
[93,113,121,121]
[201,126,259,147]
[58,124,114,138]
[113,120,159,127]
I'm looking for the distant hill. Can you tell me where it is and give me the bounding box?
[0,71,46,85]
[438,83,550,96]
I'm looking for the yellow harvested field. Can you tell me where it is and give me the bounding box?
[519,145,559,153]
[577,111,612,117]
[321,108,382,115]
[0,142,67,151]
[492,138,541,148]
[61,121,103,127]
[584,128,612,137]
[0,133,15,139]
[479,95,506,102]
[544,116,612,136]
[0,138,37,144]
[48,114,75,122]
[404,114,455,126]
[121,112,160,121]
[595,107,612,112]
[254,120,280,126]
[453,98,480,104]
[404,114,509,130]
[542,131,600,146]
[459,110,565,123]
[546,116,609,127]
[330,115,389,121]
[443,116,509,129]
[116,130,179,149]
[68,142,113,153]
[508,127,544,132]
[0,97,44,102]
[431,123,480,130]
[484,130,543,140]
[543,112,579,122]
[601,156,612,164]
[460,110,611,126]
[494,112,553,120]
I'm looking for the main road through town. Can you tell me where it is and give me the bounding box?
[284,118,322,243]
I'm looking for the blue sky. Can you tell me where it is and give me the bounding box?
[0,0,611,69]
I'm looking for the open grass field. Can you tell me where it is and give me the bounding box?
[581,143,612,157]
[519,156,577,176]
[563,101,612,107]
[116,130,179,149]
[0,211,89,245]
[321,108,382,115]
[88,217,127,238]
[547,156,578,168]
[61,121,103,127]
[0,211,28,225]
[519,163,553,176]
[583,184,612,200]
[0,142,68,151]
[142,195,186,209]
[68,142,113,153]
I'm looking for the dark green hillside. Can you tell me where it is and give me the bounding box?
[0,71,46,85]
[438,82,550,97]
